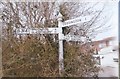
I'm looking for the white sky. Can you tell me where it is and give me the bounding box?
[93,2,118,43]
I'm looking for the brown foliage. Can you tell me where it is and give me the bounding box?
[2,36,59,77]
[1,2,105,77]
[64,42,100,77]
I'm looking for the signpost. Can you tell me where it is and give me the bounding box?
[63,34,87,42]
[15,12,92,76]
[15,28,60,34]
[62,16,91,27]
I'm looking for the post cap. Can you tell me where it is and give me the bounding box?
[57,12,63,21]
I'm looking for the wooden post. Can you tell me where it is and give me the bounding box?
[57,12,64,76]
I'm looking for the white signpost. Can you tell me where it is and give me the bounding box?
[15,12,92,76]
[63,16,91,27]
[63,34,87,42]
[15,28,60,34]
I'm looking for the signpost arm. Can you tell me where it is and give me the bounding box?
[57,12,64,76]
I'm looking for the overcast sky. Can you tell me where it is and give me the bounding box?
[93,2,118,44]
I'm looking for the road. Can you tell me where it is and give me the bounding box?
[97,50,118,77]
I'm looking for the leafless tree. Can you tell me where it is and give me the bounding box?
[1,1,111,77]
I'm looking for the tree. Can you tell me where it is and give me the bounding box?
[59,2,110,77]
[1,2,59,77]
[1,1,110,77]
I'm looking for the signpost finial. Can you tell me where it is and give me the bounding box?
[57,12,63,21]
